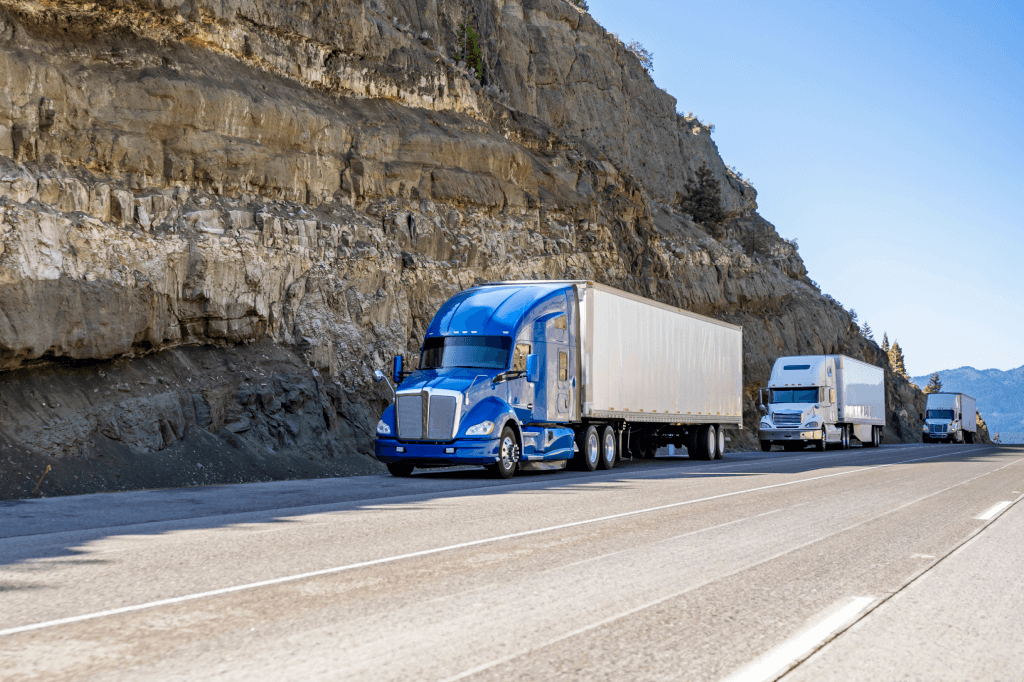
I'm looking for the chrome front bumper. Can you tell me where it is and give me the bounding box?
[760,428,823,441]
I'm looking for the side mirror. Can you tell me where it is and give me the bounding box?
[919,414,924,421]
[392,355,404,385]
[526,354,540,383]
[758,404,767,414]
[374,370,386,383]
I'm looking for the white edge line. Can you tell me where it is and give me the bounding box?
[975,500,1012,521]
[0,447,987,637]
[721,597,875,682]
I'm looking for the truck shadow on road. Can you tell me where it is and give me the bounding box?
[0,444,1016,573]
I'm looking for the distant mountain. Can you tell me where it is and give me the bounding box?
[911,366,1024,443]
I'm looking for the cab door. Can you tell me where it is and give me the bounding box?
[533,312,571,422]
[508,340,534,423]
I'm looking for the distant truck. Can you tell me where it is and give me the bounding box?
[922,392,977,443]
[758,355,885,451]
[373,280,744,478]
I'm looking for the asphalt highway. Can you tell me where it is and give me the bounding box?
[2,443,1023,681]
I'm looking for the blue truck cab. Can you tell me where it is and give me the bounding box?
[374,282,579,478]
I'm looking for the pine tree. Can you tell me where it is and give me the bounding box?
[678,162,726,228]
[456,22,483,80]
[881,333,890,354]
[861,322,874,340]
[924,372,943,393]
[889,341,908,377]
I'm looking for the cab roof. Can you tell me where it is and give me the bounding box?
[425,282,571,339]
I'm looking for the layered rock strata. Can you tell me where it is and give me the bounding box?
[0,0,977,497]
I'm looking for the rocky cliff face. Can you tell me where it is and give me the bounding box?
[0,0,946,498]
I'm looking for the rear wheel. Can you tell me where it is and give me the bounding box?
[599,426,617,470]
[692,424,717,460]
[576,425,600,471]
[715,426,725,459]
[760,440,772,452]
[966,431,975,444]
[491,426,519,479]
[387,462,414,477]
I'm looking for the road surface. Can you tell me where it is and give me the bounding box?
[2,443,1023,681]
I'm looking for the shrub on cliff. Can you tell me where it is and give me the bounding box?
[625,40,653,72]
[456,22,483,81]
[570,0,589,10]
[679,162,726,229]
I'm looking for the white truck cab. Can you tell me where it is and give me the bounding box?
[758,355,885,451]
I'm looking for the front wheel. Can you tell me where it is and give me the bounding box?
[387,462,414,477]
[816,427,827,451]
[760,440,772,452]
[492,426,520,479]
[599,426,617,470]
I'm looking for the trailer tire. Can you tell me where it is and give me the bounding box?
[715,426,725,459]
[599,426,617,470]
[387,462,415,477]
[692,425,717,460]
[966,431,975,444]
[576,425,601,472]
[760,440,772,452]
[842,426,850,450]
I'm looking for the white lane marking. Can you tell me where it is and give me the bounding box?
[721,597,874,682]
[975,501,1012,521]
[911,554,935,559]
[0,447,993,638]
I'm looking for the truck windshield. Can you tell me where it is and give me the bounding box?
[419,336,513,370]
[927,409,955,420]
[771,388,819,403]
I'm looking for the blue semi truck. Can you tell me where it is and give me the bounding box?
[374,280,744,478]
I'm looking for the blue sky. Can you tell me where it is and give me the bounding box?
[586,0,1024,377]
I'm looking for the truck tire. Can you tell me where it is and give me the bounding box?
[816,427,827,451]
[966,431,975,444]
[842,426,850,450]
[760,440,772,452]
[864,426,879,448]
[387,462,414,477]
[716,426,725,459]
[576,425,601,471]
[599,426,617,470]
[692,424,717,460]
[491,426,520,479]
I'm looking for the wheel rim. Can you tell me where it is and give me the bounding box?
[604,432,615,463]
[588,433,599,465]
[500,436,518,470]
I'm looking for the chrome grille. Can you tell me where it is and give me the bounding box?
[397,394,423,439]
[774,413,802,428]
[428,395,458,440]
[930,424,947,434]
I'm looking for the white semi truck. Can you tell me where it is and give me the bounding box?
[922,392,977,443]
[757,355,885,451]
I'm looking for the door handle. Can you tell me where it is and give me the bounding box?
[527,403,533,409]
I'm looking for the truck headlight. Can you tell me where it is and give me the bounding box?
[466,420,495,436]
[922,425,929,431]
[376,419,392,436]
[804,419,820,428]
[760,419,771,428]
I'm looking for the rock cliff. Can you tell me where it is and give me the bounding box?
[0,0,957,498]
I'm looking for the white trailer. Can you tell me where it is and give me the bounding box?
[576,282,744,460]
[923,392,977,443]
[757,354,885,451]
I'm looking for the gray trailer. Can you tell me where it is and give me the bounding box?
[576,282,744,459]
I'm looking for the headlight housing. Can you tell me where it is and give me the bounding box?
[804,418,820,428]
[376,419,392,436]
[465,420,495,436]
[760,418,771,428]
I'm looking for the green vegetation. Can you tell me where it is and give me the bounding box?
[888,340,908,378]
[679,162,725,228]
[924,372,943,394]
[456,21,483,81]
[570,0,589,10]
